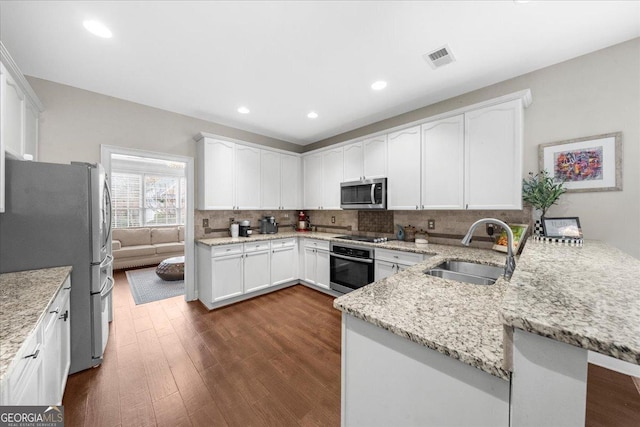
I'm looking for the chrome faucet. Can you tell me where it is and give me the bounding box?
[461,218,516,280]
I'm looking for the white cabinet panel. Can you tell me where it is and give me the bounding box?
[260,150,281,209]
[2,66,25,158]
[322,148,343,210]
[235,145,261,210]
[363,135,387,179]
[271,239,297,286]
[421,115,465,210]
[303,153,323,209]
[343,142,363,182]
[24,102,38,160]
[387,126,421,210]
[197,138,235,210]
[211,254,244,302]
[316,248,330,289]
[244,250,270,293]
[374,260,397,281]
[303,246,317,284]
[280,153,300,209]
[465,100,522,210]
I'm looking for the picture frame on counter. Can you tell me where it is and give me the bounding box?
[542,217,582,239]
[492,223,529,254]
[539,132,622,193]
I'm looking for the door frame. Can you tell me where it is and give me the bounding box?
[100,145,196,301]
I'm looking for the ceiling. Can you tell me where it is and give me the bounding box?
[1,1,639,145]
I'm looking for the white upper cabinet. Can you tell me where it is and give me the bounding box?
[235,144,261,210]
[303,153,323,209]
[465,99,523,210]
[303,148,343,210]
[343,135,387,183]
[421,115,465,210]
[261,150,300,210]
[322,148,343,209]
[387,126,421,210]
[260,150,281,209]
[363,135,387,179]
[197,138,235,210]
[343,142,363,182]
[280,153,300,209]
[2,65,25,158]
[197,135,300,210]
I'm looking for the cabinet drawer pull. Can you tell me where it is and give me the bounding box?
[24,349,40,359]
[63,286,71,290]
[49,308,60,314]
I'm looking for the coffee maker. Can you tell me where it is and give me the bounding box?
[239,220,251,237]
[259,216,278,234]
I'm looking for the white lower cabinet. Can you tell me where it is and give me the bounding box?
[198,239,301,309]
[302,239,330,289]
[375,248,430,281]
[271,238,298,286]
[244,242,271,293]
[1,275,71,406]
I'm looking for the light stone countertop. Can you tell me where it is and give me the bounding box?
[197,231,345,246]
[0,266,72,381]
[333,245,512,380]
[501,239,640,365]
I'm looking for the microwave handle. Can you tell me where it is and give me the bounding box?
[370,184,376,204]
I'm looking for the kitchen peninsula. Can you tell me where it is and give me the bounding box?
[334,239,640,426]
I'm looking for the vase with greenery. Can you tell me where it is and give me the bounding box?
[522,170,566,234]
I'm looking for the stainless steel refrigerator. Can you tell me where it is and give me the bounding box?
[0,159,114,374]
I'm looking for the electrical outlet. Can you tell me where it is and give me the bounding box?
[202,218,209,228]
[229,217,235,223]
[284,213,289,219]
[331,216,336,224]
[427,219,435,230]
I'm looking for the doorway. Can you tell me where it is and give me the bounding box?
[101,145,196,301]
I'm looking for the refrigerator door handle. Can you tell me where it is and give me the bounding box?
[101,276,115,297]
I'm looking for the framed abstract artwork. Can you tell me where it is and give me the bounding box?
[539,132,622,192]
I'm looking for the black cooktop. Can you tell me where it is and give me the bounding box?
[335,235,391,243]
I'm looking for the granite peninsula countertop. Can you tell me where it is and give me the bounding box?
[334,245,512,380]
[0,266,72,380]
[197,231,344,246]
[501,240,640,365]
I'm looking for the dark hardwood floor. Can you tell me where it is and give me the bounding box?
[63,270,341,426]
[62,269,639,426]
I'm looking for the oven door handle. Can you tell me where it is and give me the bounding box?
[331,253,374,264]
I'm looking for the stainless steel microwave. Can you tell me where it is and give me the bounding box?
[340,178,387,210]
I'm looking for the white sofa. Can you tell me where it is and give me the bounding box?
[112,226,184,270]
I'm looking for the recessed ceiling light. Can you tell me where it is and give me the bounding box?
[307,111,319,119]
[237,106,250,114]
[83,20,112,38]
[371,81,387,91]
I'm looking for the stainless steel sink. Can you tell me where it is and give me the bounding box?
[425,261,503,285]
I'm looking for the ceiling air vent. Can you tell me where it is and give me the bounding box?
[423,45,456,69]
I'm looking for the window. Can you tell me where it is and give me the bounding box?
[111,172,186,228]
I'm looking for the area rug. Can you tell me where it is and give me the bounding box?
[125,267,184,305]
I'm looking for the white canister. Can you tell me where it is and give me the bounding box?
[230,223,239,238]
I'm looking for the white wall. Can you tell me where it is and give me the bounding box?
[308,38,640,259]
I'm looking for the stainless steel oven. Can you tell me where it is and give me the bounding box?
[330,242,375,294]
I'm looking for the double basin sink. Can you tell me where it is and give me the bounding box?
[426,260,504,286]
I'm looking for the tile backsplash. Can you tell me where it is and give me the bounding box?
[197,207,532,249]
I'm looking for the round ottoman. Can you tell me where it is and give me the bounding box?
[156,256,185,281]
